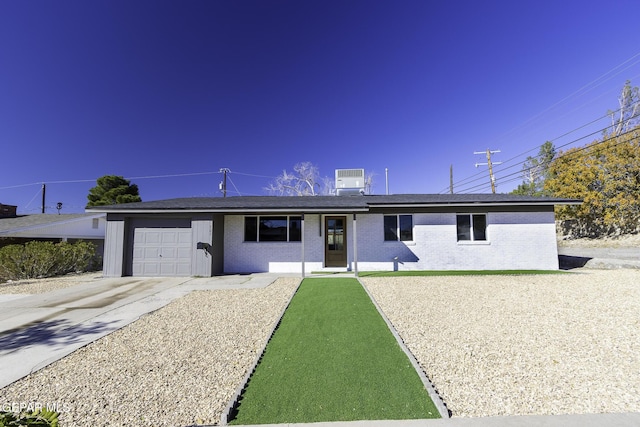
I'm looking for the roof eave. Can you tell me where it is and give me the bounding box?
[96,207,370,214]
[367,201,582,208]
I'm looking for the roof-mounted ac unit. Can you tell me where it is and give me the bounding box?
[335,169,365,196]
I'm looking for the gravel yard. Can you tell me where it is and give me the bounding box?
[0,272,103,295]
[2,270,639,424]
[362,269,640,418]
[0,277,299,426]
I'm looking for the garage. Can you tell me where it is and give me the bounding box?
[130,219,192,276]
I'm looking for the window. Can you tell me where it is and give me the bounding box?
[399,215,413,241]
[244,217,257,241]
[259,216,287,241]
[456,214,487,241]
[384,216,398,241]
[289,216,301,241]
[244,216,302,242]
[384,215,413,241]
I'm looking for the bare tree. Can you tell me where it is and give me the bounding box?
[511,141,556,196]
[319,175,335,195]
[364,171,375,194]
[266,162,375,196]
[266,162,326,196]
[608,80,640,136]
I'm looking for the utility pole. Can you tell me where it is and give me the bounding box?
[219,168,229,197]
[41,183,46,213]
[474,149,502,194]
[449,164,454,194]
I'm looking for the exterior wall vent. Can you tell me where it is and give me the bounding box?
[335,169,365,196]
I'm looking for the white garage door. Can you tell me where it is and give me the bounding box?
[132,228,192,276]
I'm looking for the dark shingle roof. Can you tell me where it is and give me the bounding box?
[86,194,580,213]
[0,213,104,234]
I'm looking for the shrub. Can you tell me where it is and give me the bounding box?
[0,408,59,426]
[0,240,98,282]
[57,241,98,274]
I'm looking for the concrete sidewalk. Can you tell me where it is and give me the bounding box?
[0,274,281,389]
[230,412,640,427]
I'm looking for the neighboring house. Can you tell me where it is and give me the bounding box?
[0,213,106,256]
[0,204,17,218]
[87,194,580,277]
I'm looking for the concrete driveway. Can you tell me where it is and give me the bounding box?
[0,274,281,389]
[558,246,640,269]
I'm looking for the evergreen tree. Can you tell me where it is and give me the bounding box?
[86,175,142,207]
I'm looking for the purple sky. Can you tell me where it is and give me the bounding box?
[2,0,639,213]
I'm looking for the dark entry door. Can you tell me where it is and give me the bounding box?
[325,216,347,267]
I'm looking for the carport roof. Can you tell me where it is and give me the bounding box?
[86,194,581,214]
[0,213,105,235]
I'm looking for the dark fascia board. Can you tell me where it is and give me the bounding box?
[362,194,582,206]
[87,194,582,214]
[87,196,370,214]
[366,201,581,209]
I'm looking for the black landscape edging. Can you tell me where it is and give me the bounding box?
[219,278,303,426]
[357,278,451,419]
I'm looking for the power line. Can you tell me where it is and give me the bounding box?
[226,172,242,196]
[485,52,640,151]
[456,127,639,193]
[22,187,44,211]
[453,125,609,193]
[473,149,502,194]
[0,168,280,194]
[229,171,277,179]
[438,112,608,193]
[447,102,638,194]
[125,171,219,180]
[440,52,640,194]
[438,109,609,193]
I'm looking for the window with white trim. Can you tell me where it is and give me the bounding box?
[384,214,413,241]
[244,216,302,242]
[456,214,487,241]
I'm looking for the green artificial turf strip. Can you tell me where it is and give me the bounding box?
[230,278,439,424]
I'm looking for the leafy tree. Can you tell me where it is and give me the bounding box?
[545,126,640,236]
[511,141,556,196]
[86,175,141,207]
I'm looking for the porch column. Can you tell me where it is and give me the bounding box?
[353,213,358,277]
[301,214,305,278]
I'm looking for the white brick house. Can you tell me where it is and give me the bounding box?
[88,194,580,277]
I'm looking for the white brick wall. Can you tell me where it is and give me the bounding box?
[223,211,559,273]
[224,214,329,273]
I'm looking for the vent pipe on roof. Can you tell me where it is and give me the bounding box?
[385,168,389,195]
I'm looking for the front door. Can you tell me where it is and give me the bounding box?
[325,216,347,267]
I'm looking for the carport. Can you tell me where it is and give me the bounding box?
[100,213,224,277]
